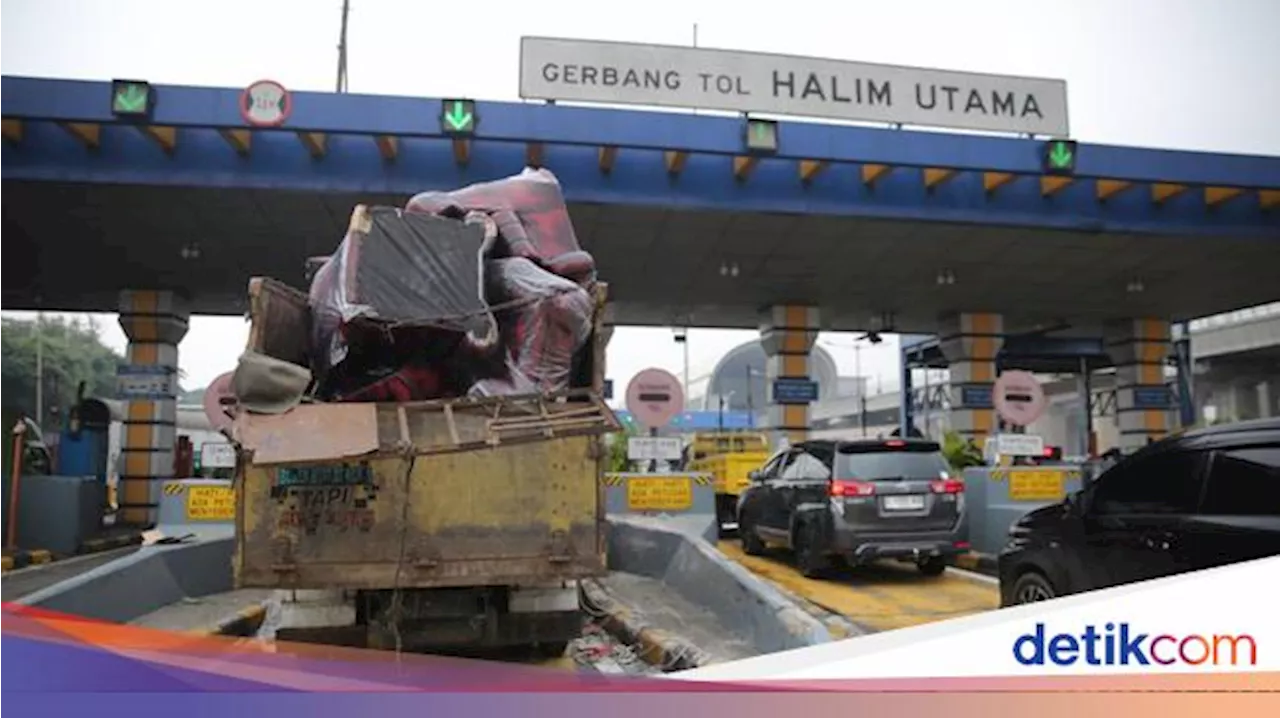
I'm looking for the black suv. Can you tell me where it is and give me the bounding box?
[999,417,1280,606]
[737,439,969,578]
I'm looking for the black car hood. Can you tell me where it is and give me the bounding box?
[1014,500,1071,529]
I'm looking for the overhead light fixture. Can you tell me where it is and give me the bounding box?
[180,244,201,260]
[936,269,956,286]
[1126,278,1145,293]
[719,262,739,277]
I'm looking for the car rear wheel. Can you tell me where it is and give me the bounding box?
[740,515,766,556]
[917,556,948,577]
[793,521,830,579]
[1010,571,1057,605]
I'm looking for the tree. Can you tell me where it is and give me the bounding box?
[1,316,124,431]
[941,430,984,471]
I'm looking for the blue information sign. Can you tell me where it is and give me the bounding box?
[1132,385,1174,409]
[772,378,819,405]
[960,385,995,409]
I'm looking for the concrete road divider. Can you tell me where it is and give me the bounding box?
[15,527,235,624]
[605,516,831,657]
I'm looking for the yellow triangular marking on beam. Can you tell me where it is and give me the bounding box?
[1152,183,1187,204]
[1205,186,1244,207]
[218,128,251,155]
[1040,176,1072,197]
[983,172,1015,193]
[664,150,688,175]
[923,168,956,190]
[598,146,618,173]
[861,164,891,186]
[799,159,828,182]
[1096,179,1132,201]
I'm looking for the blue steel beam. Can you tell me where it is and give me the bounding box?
[4,76,1280,238]
[7,77,1280,185]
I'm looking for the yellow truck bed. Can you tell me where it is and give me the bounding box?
[690,451,772,497]
[230,275,617,592]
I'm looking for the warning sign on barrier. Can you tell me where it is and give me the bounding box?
[186,485,236,521]
[1008,469,1066,502]
[626,476,694,512]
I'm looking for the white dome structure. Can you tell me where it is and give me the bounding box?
[699,339,839,413]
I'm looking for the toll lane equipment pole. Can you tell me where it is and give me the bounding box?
[6,419,27,547]
[1079,356,1095,458]
[898,344,912,437]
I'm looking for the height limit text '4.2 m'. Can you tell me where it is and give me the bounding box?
[519,37,1069,136]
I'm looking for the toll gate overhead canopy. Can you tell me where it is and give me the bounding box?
[3,75,1279,332]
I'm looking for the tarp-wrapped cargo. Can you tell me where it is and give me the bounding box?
[405,168,596,287]
[306,168,599,402]
[309,207,500,389]
[469,257,594,398]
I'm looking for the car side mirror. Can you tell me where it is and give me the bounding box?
[748,470,763,482]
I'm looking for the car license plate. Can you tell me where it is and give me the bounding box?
[882,495,925,511]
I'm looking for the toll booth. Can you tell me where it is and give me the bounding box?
[962,463,1084,557]
[56,397,120,490]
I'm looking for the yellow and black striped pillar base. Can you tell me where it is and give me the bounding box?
[759,305,820,447]
[1106,318,1173,451]
[117,290,189,527]
[939,312,1004,444]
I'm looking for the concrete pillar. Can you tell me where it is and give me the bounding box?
[1259,381,1274,419]
[1105,318,1173,451]
[940,313,1003,444]
[117,290,189,527]
[759,305,820,447]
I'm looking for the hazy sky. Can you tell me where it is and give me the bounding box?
[3,0,1278,399]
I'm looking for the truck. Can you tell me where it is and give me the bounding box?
[684,431,772,537]
[228,265,618,657]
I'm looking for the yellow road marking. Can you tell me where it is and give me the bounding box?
[717,541,998,632]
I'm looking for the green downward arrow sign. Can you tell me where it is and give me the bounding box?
[114,84,149,113]
[444,101,474,132]
[1048,141,1073,169]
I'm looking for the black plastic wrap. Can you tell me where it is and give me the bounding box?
[405,168,597,286]
[308,207,499,383]
[468,257,594,398]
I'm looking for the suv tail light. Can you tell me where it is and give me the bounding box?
[930,479,965,494]
[830,479,876,497]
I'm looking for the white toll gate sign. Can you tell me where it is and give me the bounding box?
[627,436,683,462]
[519,37,1069,136]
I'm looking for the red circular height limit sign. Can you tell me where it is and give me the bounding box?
[240,79,292,127]
[202,371,237,433]
[625,368,685,429]
[992,370,1047,427]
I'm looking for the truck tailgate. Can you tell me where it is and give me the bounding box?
[232,392,617,590]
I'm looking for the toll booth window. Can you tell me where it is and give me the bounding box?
[1090,450,1207,515]
[1201,446,1280,517]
